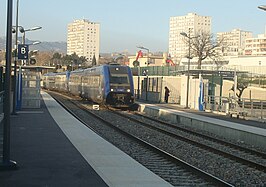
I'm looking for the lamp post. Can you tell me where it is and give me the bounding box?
[258,5,266,11]
[180,28,197,109]
[11,0,20,115]
[137,46,149,66]
[137,46,150,101]
[11,25,24,114]
[1,0,17,170]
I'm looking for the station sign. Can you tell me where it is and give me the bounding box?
[17,44,29,60]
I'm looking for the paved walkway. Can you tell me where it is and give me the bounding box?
[0,100,108,187]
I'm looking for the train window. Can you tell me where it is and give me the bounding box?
[92,76,100,86]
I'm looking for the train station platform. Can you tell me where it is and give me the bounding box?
[0,92,172,187]
[138,103,266,150]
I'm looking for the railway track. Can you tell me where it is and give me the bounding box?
[49,91,232,187]
[108,108,266,172]
[100,107,266,185]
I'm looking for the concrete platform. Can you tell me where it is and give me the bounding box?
[0,92,173,187]
[139,103,266,150]
[0,96,108,186]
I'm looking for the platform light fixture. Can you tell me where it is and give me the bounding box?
[180,28,199,109]
[258,5,266,11]
[137,45,150,101]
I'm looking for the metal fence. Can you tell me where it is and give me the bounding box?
[204,95,266,120]
[131,66,186,76]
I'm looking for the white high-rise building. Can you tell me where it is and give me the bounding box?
[67,19,100,64]
[217,29,252,56]
[169,13,211,64]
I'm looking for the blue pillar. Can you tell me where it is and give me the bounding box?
[198,76,204,111]
[16,68,22,110]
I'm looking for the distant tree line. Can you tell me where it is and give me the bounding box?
[51,52,87,67]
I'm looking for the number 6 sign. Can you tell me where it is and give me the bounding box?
[18,44,29,60]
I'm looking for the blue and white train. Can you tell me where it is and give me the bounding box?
[43,64,135,108]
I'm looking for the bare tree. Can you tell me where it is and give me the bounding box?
[211,55,228,71]
[185,31,224,69]
[230,82,248,101]
[34,51,53,66]
[230,73,249,101]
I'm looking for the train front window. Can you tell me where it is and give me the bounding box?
[110,75,129,84]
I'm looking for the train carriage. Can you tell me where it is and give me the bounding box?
[104,64,134,107]
[43,64,135,108]
[81,64,134,107]
[82,66,103,102]
[42,72,56,90]
[68,69,84,96]
[54,72,68,92]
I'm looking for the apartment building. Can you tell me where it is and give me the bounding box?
[217,29,252,56]
[169,13,211,64]
[244,33,266,56]
[67,19,100,64]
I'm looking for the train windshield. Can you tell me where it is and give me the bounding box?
[109,75,129,84]
[108,66,130,84]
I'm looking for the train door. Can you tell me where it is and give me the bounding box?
[99,74,104,101]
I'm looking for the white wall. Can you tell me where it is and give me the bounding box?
[133,75,266,108]
[222,80,266,100]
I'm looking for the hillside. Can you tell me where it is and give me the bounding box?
[0,37,67,53]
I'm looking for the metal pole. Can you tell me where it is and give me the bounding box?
[16,29,24,110]
[219,72,223,110]
[11,0,19,115]
[136,46,149,101]
[145,74,148,101]
[185,30,191,109]
[147,49,149,66]
[234,69,237,99]
[1,0,17,170]
[211,67,214,111]
[137,66,140,99]
[22,31,25,44]
[21,31,25,65]
[146,49,149,101]
[17,65,22,110]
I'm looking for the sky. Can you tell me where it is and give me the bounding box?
[1,0,266,53]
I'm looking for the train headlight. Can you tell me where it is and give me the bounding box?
[111,88,114,92]
[127,89,130,92]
